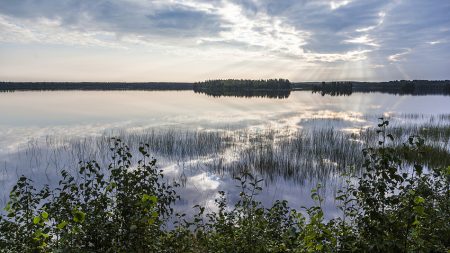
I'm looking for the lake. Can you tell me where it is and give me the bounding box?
[1,90,449,217]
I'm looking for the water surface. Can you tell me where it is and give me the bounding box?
[1,90,449,217]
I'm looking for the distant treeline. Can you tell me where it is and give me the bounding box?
[353,80,450,95]
[294,80,450,96]
[2,80,450,96]
[0,82,193,91]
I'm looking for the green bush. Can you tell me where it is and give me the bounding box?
[0,139,179,252]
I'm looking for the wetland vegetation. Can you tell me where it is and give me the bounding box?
[0,120,449,252]
[5,113,449,185]
[1,90,449,252]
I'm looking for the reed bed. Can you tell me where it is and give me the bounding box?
[2,114,449,195]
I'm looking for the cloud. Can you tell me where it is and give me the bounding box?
[0,15,124,48]
[304,49,371,62]
[330,0,352,10]
[0,0,376,63]
[0,0,449,81]
[198,2,310,58]
[355,11,386,32]
[344,35,379,47]
[427,40,446,45]
[388,49,411,62]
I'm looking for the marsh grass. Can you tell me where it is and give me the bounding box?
[2,114,449,193]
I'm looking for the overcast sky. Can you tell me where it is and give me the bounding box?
[0,0,449,82]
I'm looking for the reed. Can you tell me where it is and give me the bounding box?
[3,114,449,190]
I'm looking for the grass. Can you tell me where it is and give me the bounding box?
[2,114,449,190]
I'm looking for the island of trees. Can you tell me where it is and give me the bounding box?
[193,79,291,91]
[311,81,353,96]
[193,79,292,98]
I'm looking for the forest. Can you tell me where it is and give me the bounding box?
[0,82,193,91]
[303,80,450,96]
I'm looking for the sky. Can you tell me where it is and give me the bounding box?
[0,0,449,82]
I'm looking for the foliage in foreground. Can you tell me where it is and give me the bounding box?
[0,121,449,252]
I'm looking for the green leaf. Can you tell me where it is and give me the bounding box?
[4,202,11,212]
[148,217,156,225]
[41,211,49,219]
[57,221,68,229]
[149,195,157,204]
[33,216,41,225]
[72,209,86,223]
[413,206,425,216]
[414,196,425,204]
[142,194,150,202]
[412,218,420,226]
[142,194,158,204]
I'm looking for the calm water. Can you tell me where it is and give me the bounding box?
[1,90,450,217]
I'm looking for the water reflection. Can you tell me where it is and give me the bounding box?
[312,90,353,96]
[194,89,291,99]
[1,91,450,217]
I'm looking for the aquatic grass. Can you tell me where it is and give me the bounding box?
[3,116,450,187]
[1,114,450,210]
